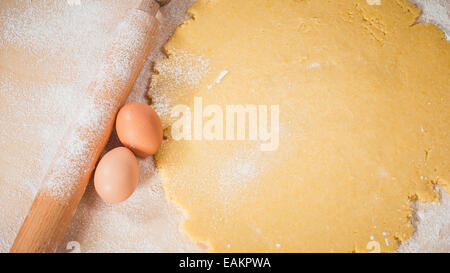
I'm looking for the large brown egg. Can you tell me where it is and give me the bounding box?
[116,102,163,157]
[94,147,139,204]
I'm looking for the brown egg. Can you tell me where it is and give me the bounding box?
[116,102,163,157]
[94,147,139,204]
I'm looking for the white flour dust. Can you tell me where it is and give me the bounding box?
[0,0,449,252]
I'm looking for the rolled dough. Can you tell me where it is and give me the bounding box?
[149,0,449,252]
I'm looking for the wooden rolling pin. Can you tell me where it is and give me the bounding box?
[10,0,169,253]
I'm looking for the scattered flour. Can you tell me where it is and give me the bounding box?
[157,50,210,87]
[148,49,211,128]
[397,187,450,252]
[0,0,448,252]
[217,145,267,191]
[412,0,450,39]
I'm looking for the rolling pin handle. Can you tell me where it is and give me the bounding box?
[139,0,160,15]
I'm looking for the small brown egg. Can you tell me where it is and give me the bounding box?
[116,102,163,157]
[94,147,139,204]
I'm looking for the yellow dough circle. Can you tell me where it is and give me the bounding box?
[149,0,449,252]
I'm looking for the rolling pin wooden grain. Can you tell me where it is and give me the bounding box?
[10,0,168,253]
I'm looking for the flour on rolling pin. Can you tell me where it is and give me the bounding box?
[42,10,158,200]
[0,3,113,202]
[1,3,156,201]
[9,0,161,253]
